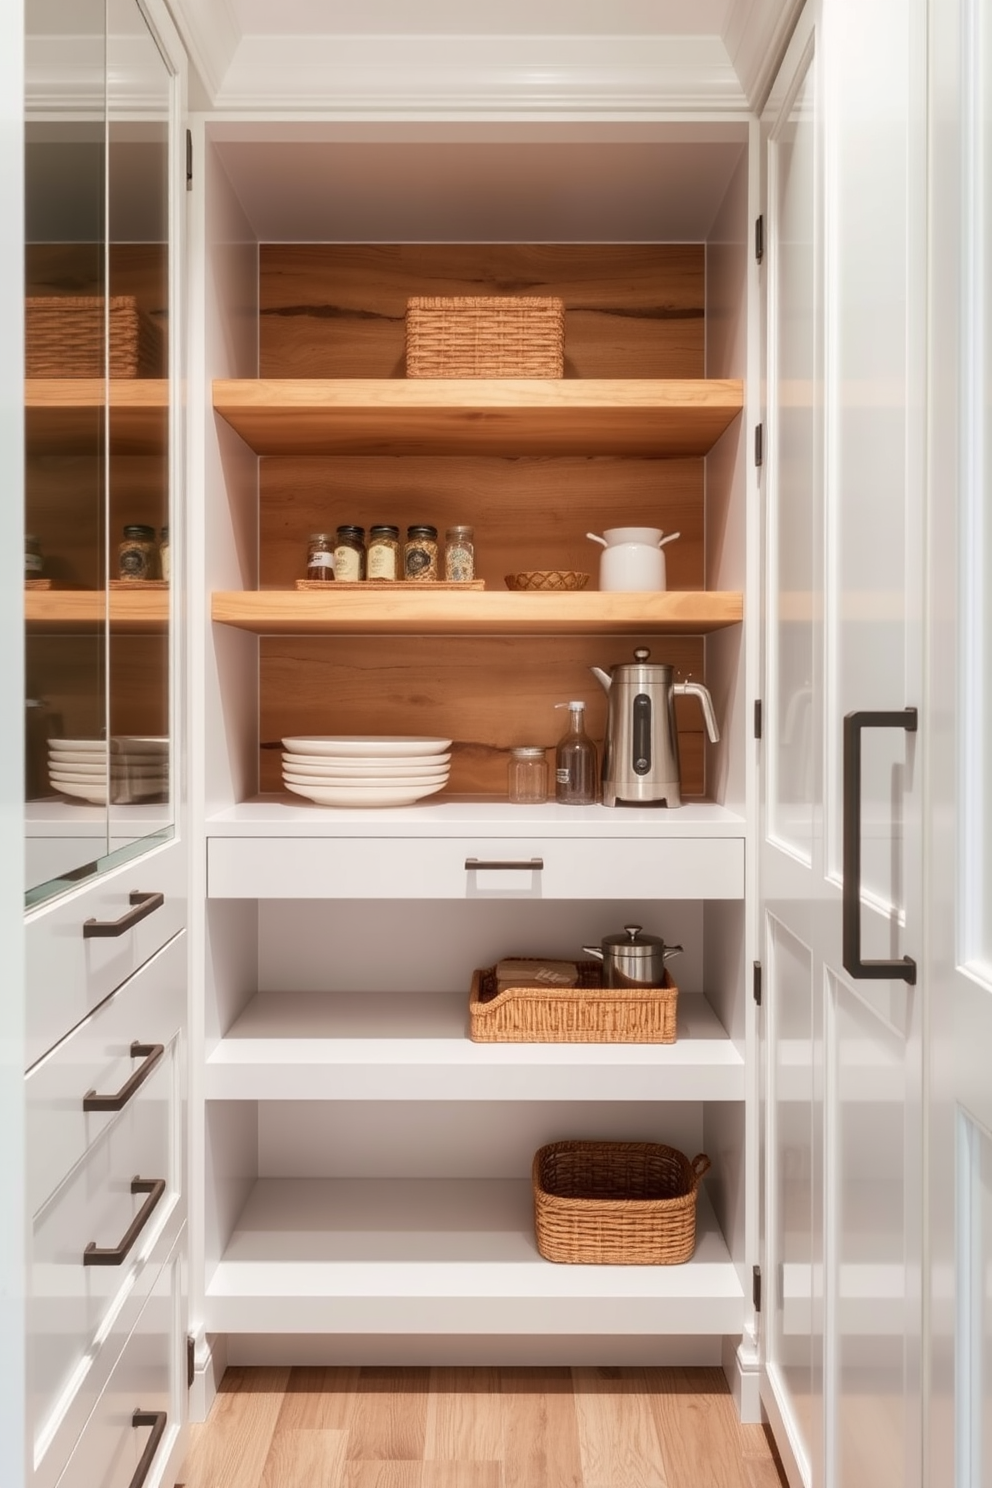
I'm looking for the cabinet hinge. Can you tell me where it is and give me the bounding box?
[186,129,193,191]
[752,1264,762,1312]
[187,1334,195,1389]
[755,214,765,264]
[754,422,764,468]
[754,698,763,739]
[753,960,762,1006]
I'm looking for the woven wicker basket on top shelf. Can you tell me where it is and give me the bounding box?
[533,1140,711,1265]
[405,295,565,378]
[26,295,164,379]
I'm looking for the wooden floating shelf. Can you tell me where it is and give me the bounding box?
[26,379,169,456]
[211,588,743,637]
[26,587,169,633]
[211,378,744,457]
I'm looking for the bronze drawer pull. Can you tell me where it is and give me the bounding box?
[128,1410,167,1488]
[464,857,544,871]
[83,1176,166,1266]
[83,890,164,939]
[83,1042,164,1113]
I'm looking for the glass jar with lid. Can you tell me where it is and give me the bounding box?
[25,533,43,580]
[118,524,158,580]
[404,525,439,581]
[445,525,475,582]
[306,532,335,581]
[334,525,366,582]
[508,746,549,804]
[368,525,400,580]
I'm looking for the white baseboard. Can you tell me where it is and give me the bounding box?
[189,1332,228,1423]
[223,1333,724,1368]
[723,1328,762,1423]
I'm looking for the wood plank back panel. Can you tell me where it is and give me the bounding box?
[259,456,701,592]
[259,246,703,380]
[259,635,705,797]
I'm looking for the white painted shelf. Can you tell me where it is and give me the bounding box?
[204,1178,744,1336]
[205,990,744,1102]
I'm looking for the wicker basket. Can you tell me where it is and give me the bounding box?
[504,571,590,592]
[406,296,565,378]
[533,1141,711,1265]
[26,295,163,379]
[469,960,678,1043]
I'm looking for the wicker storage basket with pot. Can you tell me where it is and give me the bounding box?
[405,295,565,378]
[469,960,678,1044]
[533,1140,711,1265]
[26,295,163,378]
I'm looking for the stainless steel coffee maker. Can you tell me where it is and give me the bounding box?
[590,648,720,807]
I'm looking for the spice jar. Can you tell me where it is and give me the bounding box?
[25,534,43,580]
[306,532,335,581]
[404,525,439,581]
[445,525,475,582]
[159,526,170,582]
[367,525,400,581]
[508,746,549,804]
[118,524,158,581]
[334,525,366,582]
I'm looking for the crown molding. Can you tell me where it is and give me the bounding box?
[211,34,748,114]
[162,0,240,100]
[722,0,805,111]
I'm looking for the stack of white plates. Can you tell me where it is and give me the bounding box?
[281,736,453,807]
[48,736,169,805]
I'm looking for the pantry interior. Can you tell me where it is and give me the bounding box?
[190,118,759,1394]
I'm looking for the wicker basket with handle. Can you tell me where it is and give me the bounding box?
[469,961,678,1044]
[533,1141,711,1265]
[26,295,163,379]
[406,296,565,378]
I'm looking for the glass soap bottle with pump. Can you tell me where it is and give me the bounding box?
[554,700,598,804]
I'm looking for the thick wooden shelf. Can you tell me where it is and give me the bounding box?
[26,379,169,456]
[25,587,169,632]
[211,588,743,636]
[212,378,743,457]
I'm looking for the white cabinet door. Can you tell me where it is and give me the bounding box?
[760,3,927,1485]
[927,0,992,1481]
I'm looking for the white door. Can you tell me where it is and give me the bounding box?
[927,0,992,1480]
[759,2,927,1484]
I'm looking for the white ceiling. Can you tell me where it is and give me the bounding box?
[228,0,733,37]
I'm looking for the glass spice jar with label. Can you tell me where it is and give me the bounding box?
[368,525,400,580]
[445,525,475,582]
[306,532,335,581]
[404,524,439,581]
[118,524,158,580]
[334,525,366,582]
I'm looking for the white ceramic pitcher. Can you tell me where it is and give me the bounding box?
[586,527,680,591]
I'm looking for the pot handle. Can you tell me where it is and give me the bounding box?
[691,1153,712,1183]
[662,943,683,961]
[586,532,608,547]
[581,945,605,960]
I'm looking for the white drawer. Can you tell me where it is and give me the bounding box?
[208,833,745,901]
[29,1033,184,1488]
[53,1237,185,1488]
[26,836,187,1069]
[26,933,186,1216]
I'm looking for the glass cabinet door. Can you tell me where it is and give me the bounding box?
[24,0,179,908]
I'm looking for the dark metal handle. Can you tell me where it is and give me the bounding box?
[128,1410,167,1488]
[83,890,164,939]
[464,857,544,871]
[83,1177,166,1266]
[83,1042,164,1113]
[842,708,917,984]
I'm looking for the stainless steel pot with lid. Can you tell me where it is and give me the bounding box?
[581,924,683,988]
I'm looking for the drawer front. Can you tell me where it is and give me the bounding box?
[26,933,186,1216]
[208,834,745,901]
[26,834,187,1069]
[53,1237,185,1488]
[29,1035,184,1488]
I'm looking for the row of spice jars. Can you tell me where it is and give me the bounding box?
[307,525,475,583]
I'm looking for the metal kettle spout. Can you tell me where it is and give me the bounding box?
[589,666,612,694]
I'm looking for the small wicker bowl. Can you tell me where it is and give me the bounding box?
[504,571,590,592]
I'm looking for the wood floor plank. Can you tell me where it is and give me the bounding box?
[572,1367,669,1488]
[644,1367,748,1488]
[424,1367,503,1462]
[259,1429,349,1488]
[346,1367,431,1461]
[500,1366,584,1488]
[178,1367,291,1488]
[277,1366,361,1431]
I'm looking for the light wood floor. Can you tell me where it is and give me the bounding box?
[177,1366,788,1488]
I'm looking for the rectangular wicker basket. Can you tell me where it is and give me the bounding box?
[469,960,678,1044]
[533,1141,711,1265]
[26,295,163,379]
[405,296,565,378]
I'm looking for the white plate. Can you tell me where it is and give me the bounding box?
[49,763,108,778]
[46,750,109,766]
[49,739,106,753]
[52,781,108,804]
[281,736,453,758]
[281,759,450,780]
[283,770,448,789]
[283,780,448,807]
[281,751,451,771]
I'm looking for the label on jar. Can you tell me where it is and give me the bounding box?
[368,544,398,580]
[119,545,152,579]
[334,546,363,582]
[445,542,474,582]
[556,767,570,784]
[405,545,436,579]
[308,550,334,571]
[24,552,44,575]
